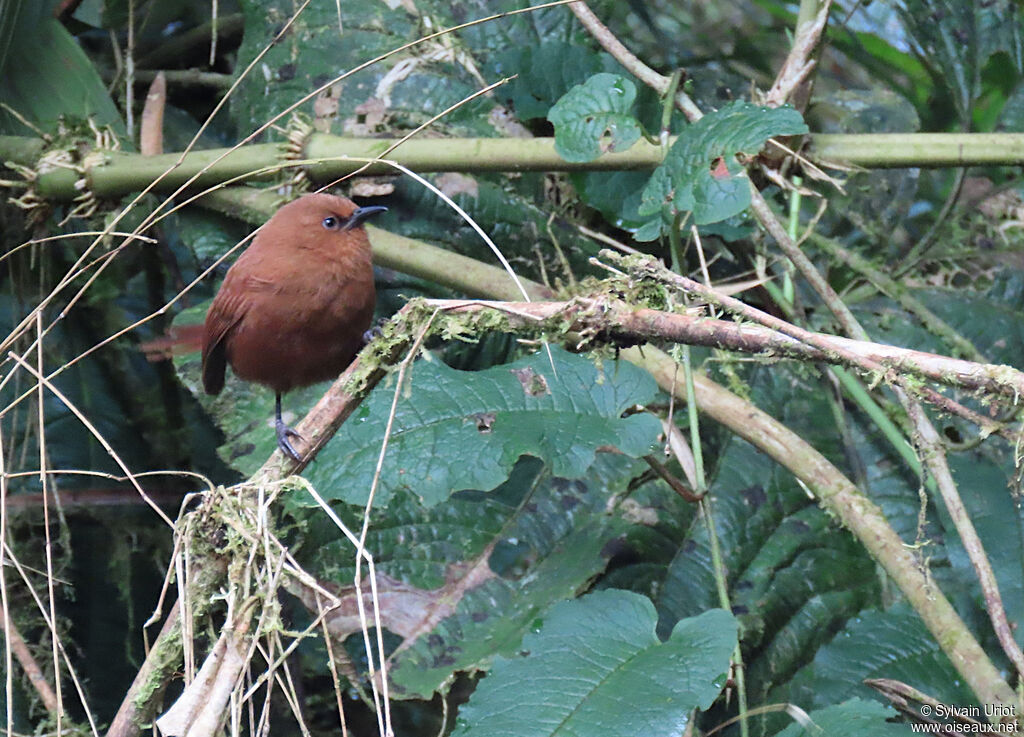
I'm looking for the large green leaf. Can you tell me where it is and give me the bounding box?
[494,42,622,122]
[637,101,807,231]
[307,346,661,507]
[291,454,644,698]
[942,452,1024,650]
[548,73,642,162]
[173,324,662,507]
[784,606,976,717]
[657,433,877,706]
[231,0,574,138]
[0,0,45,79]
[899,0,1022,126]
[0,18,124,136]
[451,591,737,737]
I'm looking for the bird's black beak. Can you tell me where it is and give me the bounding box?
[344,205,388,231]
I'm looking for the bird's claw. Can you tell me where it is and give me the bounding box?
[362,318,388,344]
[276,422,305,462]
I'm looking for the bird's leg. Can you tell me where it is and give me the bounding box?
[275,393,304,461]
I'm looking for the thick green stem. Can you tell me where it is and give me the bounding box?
[6,132,1024,202]
[810,133,1024,167]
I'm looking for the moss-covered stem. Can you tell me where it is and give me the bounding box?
[811,232,986,363]
[409,297,1024,400]
[106,609,182,737]
[607,250,1008,438]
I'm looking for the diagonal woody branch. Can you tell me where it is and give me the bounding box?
[420,297,1024,402]
[597,251,1014,440]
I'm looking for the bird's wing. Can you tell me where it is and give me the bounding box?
[201,284,247,396]
[201,266,280,395]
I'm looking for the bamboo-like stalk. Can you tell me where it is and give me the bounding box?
[809,133,1024,167]
[5,131,1024,202]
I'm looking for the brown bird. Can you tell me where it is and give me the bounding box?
[201,193,386,460]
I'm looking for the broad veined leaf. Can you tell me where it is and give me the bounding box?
[292,455,646,699]
[308,346,661,507]
[495,42,621,121]
[548,73,642,162]
[638,101,807,230]
[791,606,976,713]
[385,515,629,698]
[451,591,737,737]
[174,325,662,506]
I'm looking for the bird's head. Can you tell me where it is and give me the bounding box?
[265,193,388,253]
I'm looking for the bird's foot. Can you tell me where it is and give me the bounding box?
[362,318,389,344]
[276,420,305,462]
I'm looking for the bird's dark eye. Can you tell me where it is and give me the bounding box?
[322,216,340,230]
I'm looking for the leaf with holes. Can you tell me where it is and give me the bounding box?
[548,73,642,162]
[301,346,661,507]
[637,101,807,231]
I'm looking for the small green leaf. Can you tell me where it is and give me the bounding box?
[548,73,642,162]
[496,43,619,121]
[639,101,808,226]
[452,591,737,737]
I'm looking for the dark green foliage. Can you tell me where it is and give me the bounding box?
[0,16,123,137]
[546,85,808,236]
[773,699,911,737]
[5,0,1024,735]
[178,342,662,505]
[452,592,737,737]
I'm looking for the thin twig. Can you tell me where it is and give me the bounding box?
[424,295,1024,405]
[568,2,703,122]
[0,596,59,714]
[35,312,63,728]
[352,314,438,737]
[0,420,11,737]
[1,540,100,735]
[6,353,174,527]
